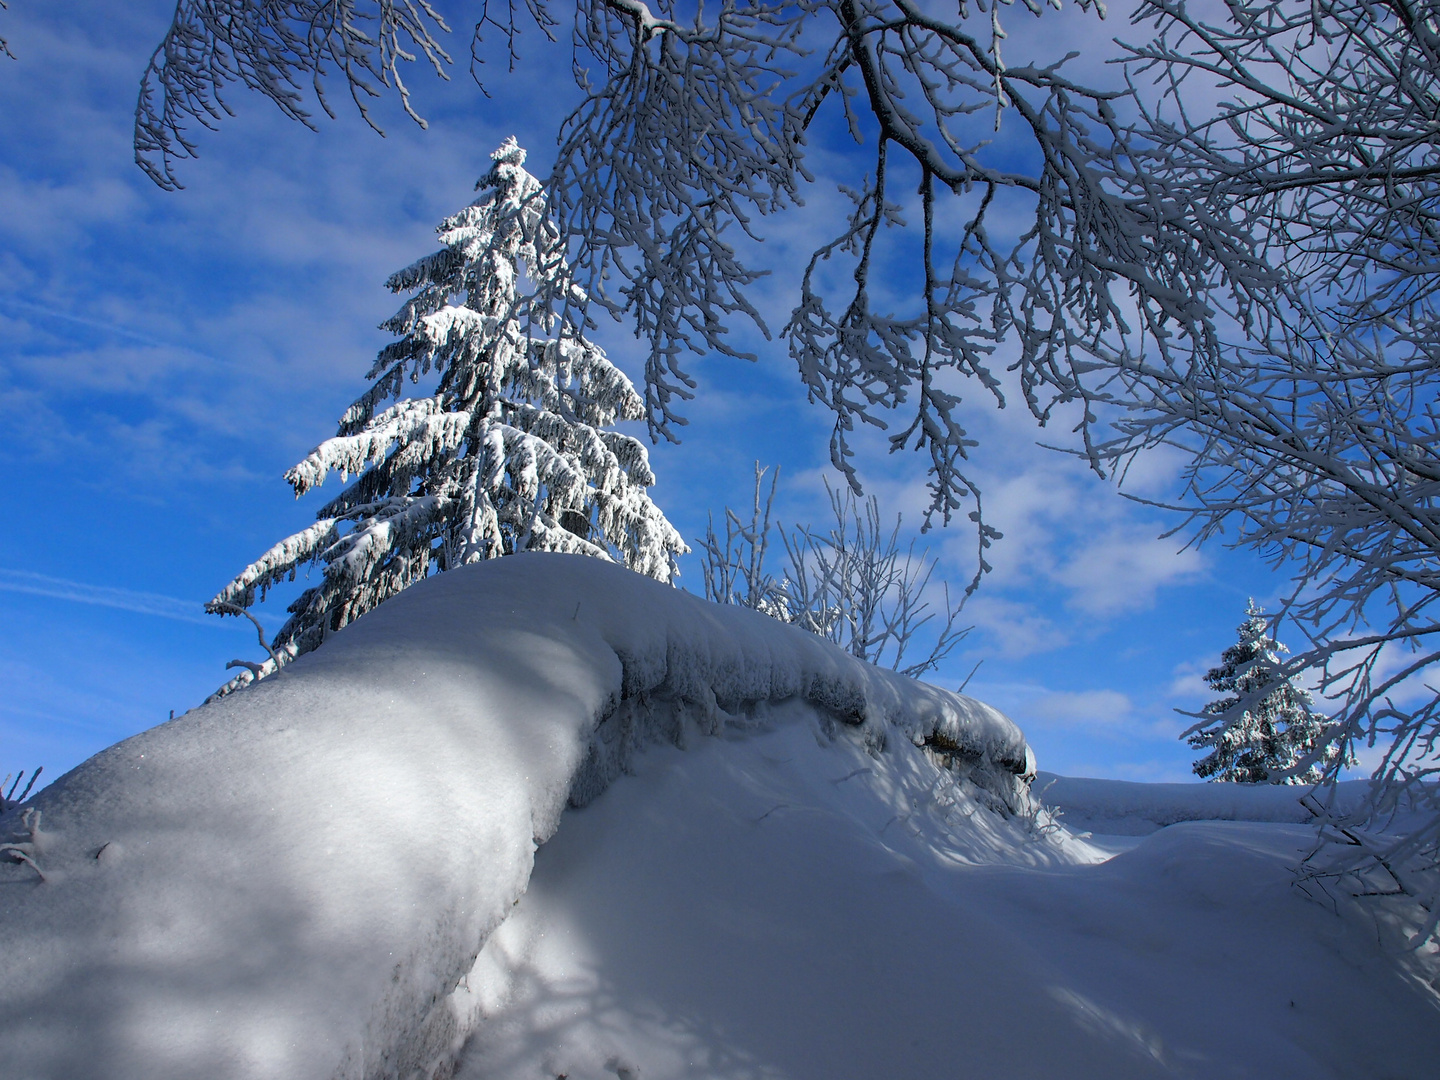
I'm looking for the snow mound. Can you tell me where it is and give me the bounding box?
[0,554,1033,1080]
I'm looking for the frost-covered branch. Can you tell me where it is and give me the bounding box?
[0,768,41,812]
[698,465,968,678]
[698,462,784,613]
[779,479,968,678]
[136,0,453,189]
[206,600,282,673]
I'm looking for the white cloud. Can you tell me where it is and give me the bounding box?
[931,437,1207,621]
[963,595,1070,659]
[1053,524,1205,615]
[1167,662,1212,703]
[1021,688,1135,731]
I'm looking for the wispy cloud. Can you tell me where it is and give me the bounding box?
[0,569,214,625]
[1053,524,1206,616]
[962,595,1070,659]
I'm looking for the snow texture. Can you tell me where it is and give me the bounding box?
[0,553,1030,1080]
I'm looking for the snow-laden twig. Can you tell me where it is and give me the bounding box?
[1,767,40,810]
[697,464,968,679]
[206,600,281,672]
[698,462,785,615]
[135,0,453,190]
[1,808,45,882]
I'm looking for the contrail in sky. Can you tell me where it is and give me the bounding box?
[0,294,221,362]
[0,570,259,627]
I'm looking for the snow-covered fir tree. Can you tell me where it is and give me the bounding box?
[1186,600,1340,784]
[208,138,687,695]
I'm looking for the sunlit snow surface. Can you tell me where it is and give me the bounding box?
[2,554,1437,1079]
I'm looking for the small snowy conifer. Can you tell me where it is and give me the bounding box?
[1186,601,1340,784]
[208,139,687,694]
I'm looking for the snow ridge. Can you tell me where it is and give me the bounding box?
[0,554,1031,1080]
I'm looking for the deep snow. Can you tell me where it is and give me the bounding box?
[2,554,1437,1079]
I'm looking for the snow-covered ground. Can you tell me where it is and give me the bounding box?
[452,707,1065,1080]
[3,555,1438,1079]
[453,730,1440,1080]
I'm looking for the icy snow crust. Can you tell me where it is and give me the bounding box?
[0,554,1032,1080]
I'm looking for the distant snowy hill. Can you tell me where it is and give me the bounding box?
[2,555,1437,1079]
[1036,772,1376,836]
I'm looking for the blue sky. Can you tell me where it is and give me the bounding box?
[1,0,1305,786]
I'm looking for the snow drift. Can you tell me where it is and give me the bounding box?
[0,553,1033,1080]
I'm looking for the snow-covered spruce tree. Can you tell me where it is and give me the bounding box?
[1186,601,1340,785]
[208,138,686,695]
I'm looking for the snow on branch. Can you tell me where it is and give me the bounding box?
[0,769,41,813]
[135,0,453,190]
[209,518,343,609]
[699,464,968,680]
